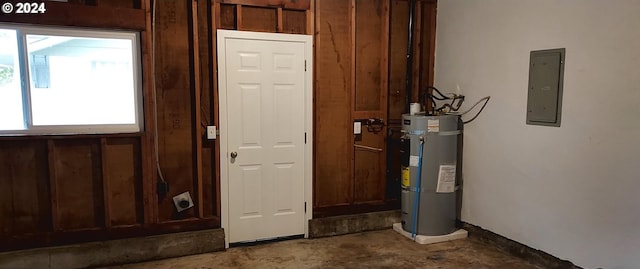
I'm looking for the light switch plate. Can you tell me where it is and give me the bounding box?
[354,122,362,134]
[207,126,216,139]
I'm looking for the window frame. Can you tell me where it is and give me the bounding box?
[0,24,144,136]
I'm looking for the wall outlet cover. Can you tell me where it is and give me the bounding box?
[172,191,194,212]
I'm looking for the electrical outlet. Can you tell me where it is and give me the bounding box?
[207,126,216,139]
[354,122,362,134]
[172,191,194,212]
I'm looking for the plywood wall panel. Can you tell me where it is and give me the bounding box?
[219,0,310,10]
[352,0,388,204]
[388,0,409,120]
[419,1,436,90]
[0,141,49,236]
[8,142,50,234]
[212,1,222,219]
[0,1,146,30]
[240,6,277,32]
[201,146,215,217]
[154,0,196,221]
[53,140,104,230]
[0,142,17,236]
[198,0,216,218]
[103,138,142,226]
[141,0,158,226]
[354,0,383,112]
[354,128,386,203]
[314,0,352,207]
[283,9,306,34]
[410,1,422,103]
[0,0,231,250]
[0,157,11,236]
[220,4,237,29]
[97,0,135,9]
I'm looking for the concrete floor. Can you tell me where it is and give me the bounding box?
[103,229,541,269]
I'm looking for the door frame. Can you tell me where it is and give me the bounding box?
[217,29,313,248]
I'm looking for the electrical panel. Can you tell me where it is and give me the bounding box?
[526,48,565,127]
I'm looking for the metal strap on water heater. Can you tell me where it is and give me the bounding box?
[406,130,461,136]
[436,130,461,136]
[405,185,461,193]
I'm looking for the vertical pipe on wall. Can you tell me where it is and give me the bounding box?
[404,0,416,113]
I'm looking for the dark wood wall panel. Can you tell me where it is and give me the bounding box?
[198,0,216,218]
[0,157,10,236]
[53,140,104,230]
[386,0,409,201]
[0,0,280,251]
[66,0,90,5]
[103,138,142,226]
[388,0,409,121]
[352,0,387,205]
[219,0,310,10]
[314,0,352,208]
[0,1,146,30]
[97,0,136,9]
[283,9,306,34]
[314,0,436,217]
[0,141,50,236]
[212,1,223,219]
[419,1,437,90]
[201,145,215,218]
[155,0,196,221]
[220,4,238,29]
[0,0,437,251]
[354,0,383,112]
[240,6,277,32]
[354,128,385,203]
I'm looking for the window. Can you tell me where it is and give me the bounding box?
[0,25,142,135]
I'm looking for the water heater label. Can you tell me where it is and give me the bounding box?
[409,156,419,167]
[427,119,440,132]
[436,164,456,193]
[401,167,410,187]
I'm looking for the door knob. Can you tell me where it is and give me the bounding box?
[230,152,238,158]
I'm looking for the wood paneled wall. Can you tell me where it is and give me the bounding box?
[0,0,220,251]
[0,0,435,251]
[0,136,145,250]
[313,0,437,217]
[314,0,353,210]
[154,0,196,221]
[0,0,311,252]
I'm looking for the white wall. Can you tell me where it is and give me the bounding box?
[434,1,640,268]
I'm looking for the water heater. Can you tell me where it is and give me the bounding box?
[400,113,462,236]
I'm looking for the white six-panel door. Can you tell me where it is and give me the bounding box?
[217,30,312,245]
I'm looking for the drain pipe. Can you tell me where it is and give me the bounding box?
[404,0,417,113]
[411,136,425,239]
